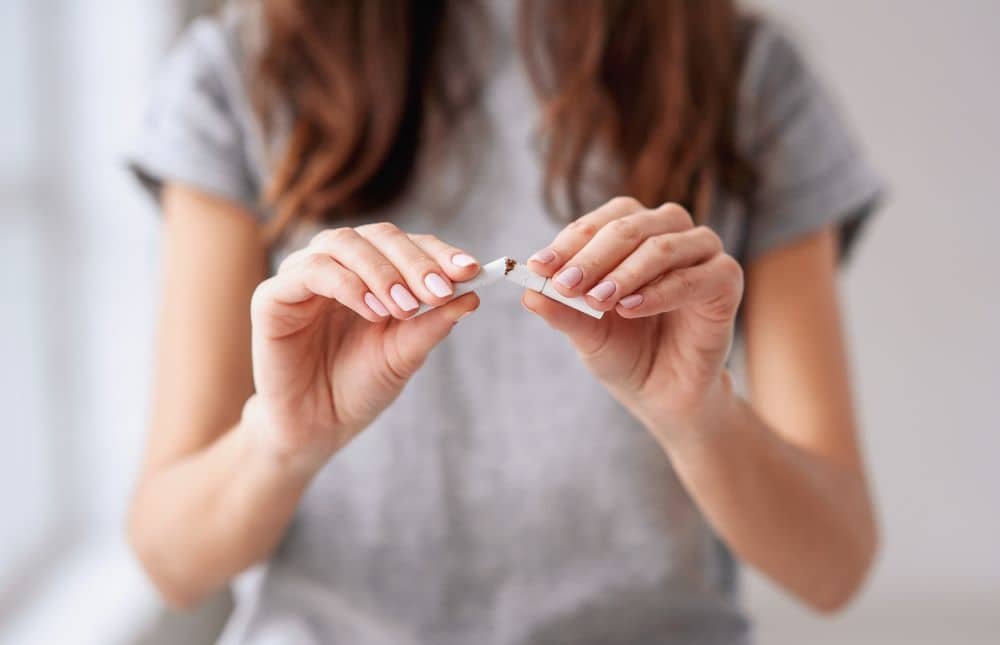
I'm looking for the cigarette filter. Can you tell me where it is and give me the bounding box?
[504,263,605,319]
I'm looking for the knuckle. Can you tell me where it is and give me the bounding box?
[695,225,724,251]
[660,202,694,228]
[608,195,644,213]
[311,227,352,248]
[703,256,744,317]
[327,267,358,295]
[323,271,348,297]
[345,279,371,305]
[367,221,402,238]
[651,235,675,259]
[250,278,277,315]
[718,255,744,292]
[567,217,599,239]
[371,259,401,285]
[411,256,441,278]
[607,217,642,244]
[277,252,302,274]
[303,253,331,273]
[614,263,644,287]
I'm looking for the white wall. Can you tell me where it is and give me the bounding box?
[745,2,1000,643]
[1,1,182,643]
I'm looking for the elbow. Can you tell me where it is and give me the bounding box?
[126,504,208,610]
[806,520,880,615]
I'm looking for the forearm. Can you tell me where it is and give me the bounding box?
[128,399,314,607]
[645,374,877,611]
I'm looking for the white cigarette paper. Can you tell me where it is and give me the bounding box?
[413,256,513,317]
[504,263,605,319]
[413,256,605,319]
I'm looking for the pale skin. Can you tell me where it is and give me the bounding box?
[129,186,877,612]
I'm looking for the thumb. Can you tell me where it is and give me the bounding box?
[521,289,607,354]
[385,292,480,378]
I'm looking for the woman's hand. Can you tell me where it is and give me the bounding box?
[247,223,481,472]
[523,197,743,433]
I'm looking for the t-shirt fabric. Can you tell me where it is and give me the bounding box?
[129,2,883,644]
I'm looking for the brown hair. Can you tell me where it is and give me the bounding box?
[254,0,753,241]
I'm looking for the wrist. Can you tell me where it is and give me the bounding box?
[639,370,740,454]
[239,395,330,484]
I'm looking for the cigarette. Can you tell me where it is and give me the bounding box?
[504,261,605,319]
[412,256,514,317]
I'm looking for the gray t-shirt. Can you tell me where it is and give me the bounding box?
[130,3,882,644]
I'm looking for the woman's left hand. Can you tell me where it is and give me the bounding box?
[523,197,744,431]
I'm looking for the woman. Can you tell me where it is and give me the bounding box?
[128,1,882,643]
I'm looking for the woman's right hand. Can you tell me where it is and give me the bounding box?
[245,223,481,473]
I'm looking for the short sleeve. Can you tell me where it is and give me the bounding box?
[128,17,261,215]
[738,22,885,262]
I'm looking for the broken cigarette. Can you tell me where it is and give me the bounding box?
[413,256,605,319]
[503,261,605,319]
[413,256,513,317]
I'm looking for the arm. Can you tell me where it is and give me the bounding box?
[523,198,877,613]
[127,185,310,607]
[128,184,482,608]
[659,228,877,611]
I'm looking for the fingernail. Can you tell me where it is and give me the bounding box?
[451,253,478,268]
[424,272,453,298]
[530,248,557,264]
[455,311,474,323]
[390,284,419,311]
[554,266,583,288]
[364,292,389,317]
[619,294,644,309]
[587,280,617,301]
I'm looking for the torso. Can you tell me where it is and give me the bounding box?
[216,2,750,643]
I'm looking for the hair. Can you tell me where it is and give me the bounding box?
[254,0,755,242]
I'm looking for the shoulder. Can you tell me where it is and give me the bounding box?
[733,17,885,262]
[742,18,810,93]
[736,18,822,146]
[129,0,271,214]
[160,0,262,107]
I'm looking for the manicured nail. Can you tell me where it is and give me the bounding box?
[424,272,453,298]
[390,284,419,311]
[364,292,389,317]
[619,294,644,309]
[530,248,557,264]
[587,280,617,301]
[554,266,583,288]
[451,253,478,268]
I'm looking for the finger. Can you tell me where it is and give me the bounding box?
[307,227,417,319]
[357,222,456,306]
[521,289,605,348]
[276,247,313,275]
[251,254,388,339]
[586,226,723,311]
[527,196,646,276]
[616,253,744,320]
[548,204,696,299]
[388,292,480,378]
[407,233,481,282]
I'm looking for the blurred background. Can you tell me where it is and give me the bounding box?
[1,1,997,643]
